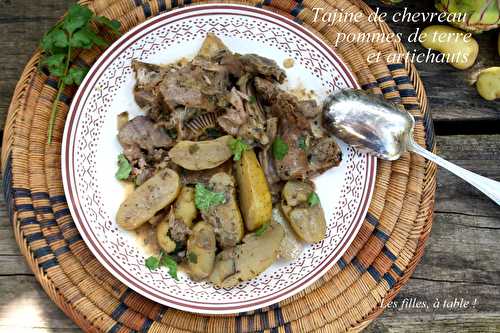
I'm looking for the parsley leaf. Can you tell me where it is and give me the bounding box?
[161,255,179,280]
[40,3,121,144]
[229,137,250,161]
[145,256,160,270]
[187,252,198,264]
[298,136,307,151]
[145,253,179,280]
[254,223,269,236]
[195,184,226,210]
[63,66,89,85]
[307,192,320,207]
[63,4,93,34]
[115,154,132,180]
[42,54,67,77]
[248,95,257,104]
[272,137,289,160]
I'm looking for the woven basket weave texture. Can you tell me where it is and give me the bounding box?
[1,0,436,332]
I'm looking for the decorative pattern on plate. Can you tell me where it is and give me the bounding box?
[63,5,376,314]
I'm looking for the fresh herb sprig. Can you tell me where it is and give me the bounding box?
[145,251,179,280]
[229,137,250,161]
[307,192,320,207]
[194,183,226,210]
[40,4,120,143]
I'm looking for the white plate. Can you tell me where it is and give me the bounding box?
[62,4,376,314]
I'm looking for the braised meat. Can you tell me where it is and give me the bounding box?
[118,116,173,161]
[115,33,345,286]
[119,32,341,201]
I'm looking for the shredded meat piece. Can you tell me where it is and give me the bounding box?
[307,137,342,173]
[217,88,248,136]
[169,217,192,242]
[239,54,286,83]
[118,116,173,161]
[159,62,229,112]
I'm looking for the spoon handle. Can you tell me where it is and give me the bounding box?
[408,138,500,206]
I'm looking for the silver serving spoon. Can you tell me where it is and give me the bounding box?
[323,89,500,205]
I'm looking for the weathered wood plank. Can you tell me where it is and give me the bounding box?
[0,0,499,130]
[0,276,80,332]
[0,0,72,132]
[365,0,500,123]
[0,134,498,331]
[434,135,500,217]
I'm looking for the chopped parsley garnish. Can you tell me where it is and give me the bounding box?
[307,192,320,207]
[229,137,250,161]
[115,154,132,180]
[144,252,179,280]
[272,137,289,160]
[161,254,179,280]
[254,223,269,236]
[194,183,226,210]
[298,136,307,151]
[145,256,160,270]
[188,252,198,264]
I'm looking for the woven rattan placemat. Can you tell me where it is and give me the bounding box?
[1,0,437,332]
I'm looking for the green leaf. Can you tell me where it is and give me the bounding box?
[115,154,132,180]
[145,256,160,270]
[94,16,121,34]
[307,192,320,207]
[298,136,307,151]
[70,28,107,49]
[194,183,226,211]
[272,137,289,160]
[187,252,198,264]
[52,29,69,48]
[41,28,68,54]
[69,66,89,85]
[69,29,93,48]
[63,4,94,34]
[161,255,179,280]
[228,137,250,161]
[254,223,269,237]
[42,54,66,77]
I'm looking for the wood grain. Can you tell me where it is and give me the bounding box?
[366,0,500,124]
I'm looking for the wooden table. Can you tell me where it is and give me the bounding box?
[0,1,498,332]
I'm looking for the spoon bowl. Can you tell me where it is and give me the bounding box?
[322,89,500,205]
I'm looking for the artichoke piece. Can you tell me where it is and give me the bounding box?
[208,223,284,287]
[280,181,327,244]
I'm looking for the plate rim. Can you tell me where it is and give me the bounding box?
[62,3,377,314]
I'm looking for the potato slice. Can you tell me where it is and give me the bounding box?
[116,168,181,230]
[169,135,233,170]
[281,181,326,243]
[208,223,284,287]
[204,172,244,248]
[174,186,197,228]
[187,221,216,280]
[235,149,272,231]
